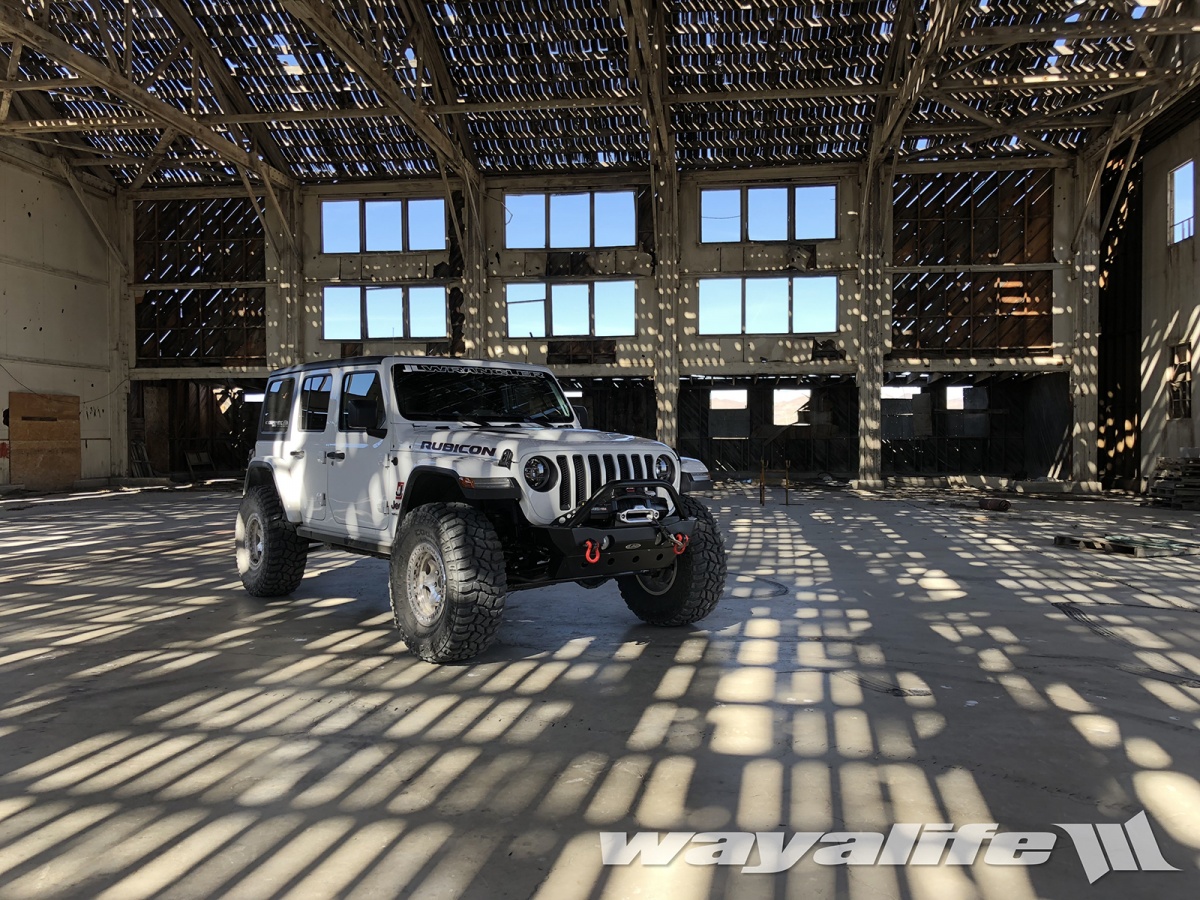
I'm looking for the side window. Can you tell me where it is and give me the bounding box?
[340,371,386,432]
[260,378,295,435]
[299,373,333,432]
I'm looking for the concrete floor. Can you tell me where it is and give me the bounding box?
[0,485,1198,900]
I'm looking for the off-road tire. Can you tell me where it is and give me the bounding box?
[236,484,308,596]
[616,494,726,626]
[389,502,507,663]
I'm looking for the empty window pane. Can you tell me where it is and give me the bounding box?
[701,189,741,242]
[795,185,837,240]
[594,191,636,246]
[594,280,636,336]
[773,389,811,425]
[323,286,361,339]
[408,287,446,338]
[507,283,546,337]
[364,200,403,252]
[505,194,546,249]
[745,277,790,333]
[710,389,747,410]
[407,199,447,250]
[550,193,591,248]
[322,200,360,253]
[365,287,405,338]
[1170,161,1195,243]
[792,276,838,332]
[551,284,590,335]
[300,373,332,432]
[747,187,788,241]
[698,278,742,334]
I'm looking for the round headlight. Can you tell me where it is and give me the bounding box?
[654,454,676,483]
[523,456,556,492]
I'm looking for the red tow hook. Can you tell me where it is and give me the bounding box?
[584,539,601,564]
[672,533,689,555]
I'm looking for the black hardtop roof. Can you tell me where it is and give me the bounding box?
[267,356,551,379]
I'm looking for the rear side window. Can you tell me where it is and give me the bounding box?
[260,378,295,436]
[300,373,333,432]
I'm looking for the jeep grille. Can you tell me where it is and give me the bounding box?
[554,452,658,511]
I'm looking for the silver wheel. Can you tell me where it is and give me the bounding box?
[246,515,265,568]
[635,562,677,596]
[407,540,447,628]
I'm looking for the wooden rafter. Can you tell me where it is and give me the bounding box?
[151,0,292,178]
[0,4,293,189]
[0,36,19,121]
[395,0,478,173]
[280,0,480,189]
[957,17,1200,44]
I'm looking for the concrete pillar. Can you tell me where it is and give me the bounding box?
[652,159,681,448]
[855,166,889,487]
[265,189,302,368]
[1070,155,1102,486]
[110,191,133,477]
[461,184,488,357]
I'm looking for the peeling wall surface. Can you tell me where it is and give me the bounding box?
[0,149,117,484]
[1141,120,1200,477]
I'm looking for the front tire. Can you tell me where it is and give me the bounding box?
[617,494,726,626]
[389,503,507,663]
[235,485,308,596]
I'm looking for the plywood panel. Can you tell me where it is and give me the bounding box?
[9,392,81,491]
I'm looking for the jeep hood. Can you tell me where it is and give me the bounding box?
[404,427,670,460]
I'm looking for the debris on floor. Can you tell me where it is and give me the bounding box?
[1053,532,1200,558]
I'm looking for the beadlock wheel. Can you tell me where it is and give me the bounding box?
[406,540,448,628]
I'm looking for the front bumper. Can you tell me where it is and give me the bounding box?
[535,480,697,583]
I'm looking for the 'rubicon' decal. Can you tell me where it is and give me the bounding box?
[419,441,498,457]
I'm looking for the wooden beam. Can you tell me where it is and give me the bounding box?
[57,158,126,278]
[139,38,185,89]
[0,76,93,91]
[151,0,293,179]
[1113,55,1200,143]
[395,0,478,173]
[0,36,19,121]
[127,126,178,191]
[956,17,1200,45]
[933,95,1068,156]
[280,0,480,189]
[872,0,972,167]
[0,5,293,189]
[933,69,1159,91]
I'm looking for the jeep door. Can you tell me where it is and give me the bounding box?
[326,370,393,536]
[293,372,334,522]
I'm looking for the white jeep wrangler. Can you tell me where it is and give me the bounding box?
[235,356,726,662]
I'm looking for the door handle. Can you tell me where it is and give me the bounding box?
[326,451,346,461]
[290,450,305,458]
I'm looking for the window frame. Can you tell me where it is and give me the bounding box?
[298,372,333,432]
[504,280,638,338]
[699,183,839,244]
[260,377,295,436]
[1168,160,1195,245]
[319,197,448,254]
[339,370,387,433]
[503,190,637,250]
[697,275,839,336]
[320,284,449,341]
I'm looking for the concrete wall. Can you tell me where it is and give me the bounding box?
[0,146,120,484]
[1142,118,1200,473]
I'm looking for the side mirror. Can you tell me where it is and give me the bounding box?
[572,404,590,429]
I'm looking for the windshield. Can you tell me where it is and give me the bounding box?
[392,363,575,424]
